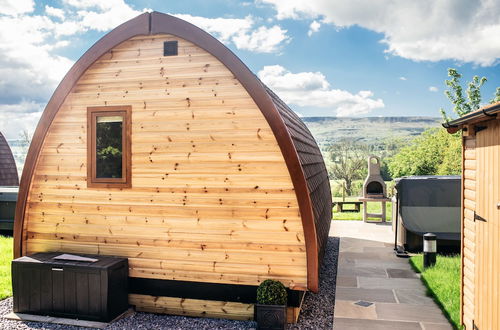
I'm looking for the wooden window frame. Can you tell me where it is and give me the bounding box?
[87,106,131,188]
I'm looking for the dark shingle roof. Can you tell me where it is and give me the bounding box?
[0,132,19,186]
[264,86,332,263]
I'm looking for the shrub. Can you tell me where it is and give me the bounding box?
[256,279,287,305]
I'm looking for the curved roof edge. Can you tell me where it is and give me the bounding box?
[14,11,321,292]
[443,101,500,133]
[0,132,19,186]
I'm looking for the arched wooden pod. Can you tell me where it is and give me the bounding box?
[14,12,331,293]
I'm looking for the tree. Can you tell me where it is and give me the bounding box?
[440,68,487,122]
[328,139,367,196]
[491,87,500,104]
[387,128,461,178]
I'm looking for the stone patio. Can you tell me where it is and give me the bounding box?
[331,221,452,330]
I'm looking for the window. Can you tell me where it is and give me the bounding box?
[87,106,131,188]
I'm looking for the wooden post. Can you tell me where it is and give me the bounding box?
[362,201,367,222]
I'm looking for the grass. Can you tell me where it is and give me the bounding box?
[332,196,392,221]
[0,235,12,300]
[410,254,461,329]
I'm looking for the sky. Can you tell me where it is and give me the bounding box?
[0,0,499,140]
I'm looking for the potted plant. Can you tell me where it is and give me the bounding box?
[255,279,287,330]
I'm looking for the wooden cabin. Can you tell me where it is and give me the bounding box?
[0,132,19,186]
[444,101,500,330]
[14,12,331,321]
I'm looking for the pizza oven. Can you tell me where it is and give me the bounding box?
[363,156,386,198]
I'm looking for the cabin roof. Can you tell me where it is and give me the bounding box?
[0,132,19,187]
[264,86,332,259]
[443,101,500,133]
[15,12,331,292]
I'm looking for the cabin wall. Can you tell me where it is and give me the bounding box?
[462,134,476,329]
[472,120,500,330]
[462,120,500,329]
[22,34,307,290]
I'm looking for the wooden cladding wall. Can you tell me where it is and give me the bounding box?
[462,135,476,329]
[461,121,500,330]
[472,121,500,330]
[23,34,307,289]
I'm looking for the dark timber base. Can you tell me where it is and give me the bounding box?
[129,278,305,307]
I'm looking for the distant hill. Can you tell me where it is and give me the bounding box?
[302,116,442,150]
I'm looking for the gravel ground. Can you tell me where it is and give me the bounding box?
[0,237,339,330]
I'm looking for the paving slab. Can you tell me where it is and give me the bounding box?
[337,266,388,278]
[333,300,377,320]
[339,251,395,261]
[331,220,452,329]
[420,322,453,330]
[362,246,398,254]
[333,318,422,330]
[358,277,426,290]
[330,220,394,243]
[335,287,397,303]
[336,275,358,288]
[387,268,419,279]
[395,288,435,305]
[375,302,449,323]
[355,259,411,269]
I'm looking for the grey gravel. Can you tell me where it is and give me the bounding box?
[289,236,339,329]
[0,237,339,330]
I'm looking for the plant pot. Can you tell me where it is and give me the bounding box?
[255,303,287,330]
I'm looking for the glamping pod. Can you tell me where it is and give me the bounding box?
[0,132,19,187]
[0,132,19,232]
[14,12,331,320]
[444,101,500,330]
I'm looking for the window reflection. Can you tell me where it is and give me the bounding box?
[95,116,123,179]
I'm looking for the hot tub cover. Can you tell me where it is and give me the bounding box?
[395,176,461,240]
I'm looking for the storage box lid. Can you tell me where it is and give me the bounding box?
[13,252,127,269]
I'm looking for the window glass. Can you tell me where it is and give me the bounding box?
[95,115,123,179]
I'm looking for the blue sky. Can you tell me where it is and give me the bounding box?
[0,0,499,139]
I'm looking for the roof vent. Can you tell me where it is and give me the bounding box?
[164,41,178,56]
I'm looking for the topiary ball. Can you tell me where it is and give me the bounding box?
[256,279,287,305]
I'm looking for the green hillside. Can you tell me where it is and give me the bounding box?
[302,116,442,150]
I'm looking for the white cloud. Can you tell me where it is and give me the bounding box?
[174,14,254,43]
[0,101,43,139]
[261,0,500,66]
[45,5,65,20]
[399,76,407,81]
[74,0,145,32]
[174,14,290,53]
[0,14,74,104]
[0,0,34,16]
[233,25,289,53]
[0,2,293,143]
[308,20,321,36]
[258,65,384,116]
[429,86,439,92]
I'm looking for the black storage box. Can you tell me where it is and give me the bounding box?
[12,252,128,322]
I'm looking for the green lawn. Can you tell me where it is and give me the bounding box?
[410,254,461,329]
[0,235,12,300]
[332,197,392,221]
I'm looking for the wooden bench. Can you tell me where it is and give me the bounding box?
[332,201,362,213]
